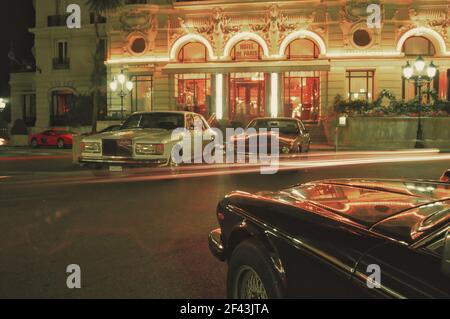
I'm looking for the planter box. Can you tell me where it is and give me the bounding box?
[9,135,29,147]
[323,116,450,150]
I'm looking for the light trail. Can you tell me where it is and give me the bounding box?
[2,150,449,188]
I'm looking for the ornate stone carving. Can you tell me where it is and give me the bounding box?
[120,10,152,32]
[409,8,449,41]
[251,5,316,53]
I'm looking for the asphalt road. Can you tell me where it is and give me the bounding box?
[0,147,449,298]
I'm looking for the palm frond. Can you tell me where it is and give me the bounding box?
[86,0,123,14]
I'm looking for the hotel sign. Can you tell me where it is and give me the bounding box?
[234,41,260,60]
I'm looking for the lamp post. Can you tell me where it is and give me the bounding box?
[110,70,134,120]
[402,56,437,148]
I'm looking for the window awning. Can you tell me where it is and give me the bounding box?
[162,60,330,74]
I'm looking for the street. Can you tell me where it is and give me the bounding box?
[0,147,449,298]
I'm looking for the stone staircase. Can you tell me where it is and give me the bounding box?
[305,124,328,145]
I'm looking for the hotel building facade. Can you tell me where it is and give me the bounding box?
[9,0,450,138]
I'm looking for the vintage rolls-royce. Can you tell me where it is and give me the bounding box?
[209,177,450,299]
[79,111,215,167]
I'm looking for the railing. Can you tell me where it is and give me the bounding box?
[47,14,70,27]
[0,127,9,139]
[53,57,70,70]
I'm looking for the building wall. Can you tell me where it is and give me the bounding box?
[105,0,450,123]
[10,0,450,133]
[10,0,105,132]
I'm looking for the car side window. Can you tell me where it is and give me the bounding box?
[186,115,195,130]
[426,233,446,257]
[297,121,305,134]
[193,115,206,131]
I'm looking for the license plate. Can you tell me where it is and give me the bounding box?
[109,166,123,172]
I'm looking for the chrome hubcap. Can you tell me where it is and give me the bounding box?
[238,267,268,299]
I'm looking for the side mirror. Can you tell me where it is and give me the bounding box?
[442,229,450,277]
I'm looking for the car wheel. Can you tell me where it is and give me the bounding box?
[57,139,65,149]
[31,138,39,148]
[227,239,284,299]
[168,144,183,168]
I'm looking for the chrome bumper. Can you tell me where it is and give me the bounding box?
[79,156,168,166]
[208,228,226,262]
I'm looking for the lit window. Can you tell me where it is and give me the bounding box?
[285,39,319,59]
[178,42,207,63]
[403,37,435,56]
[175,74,211,118]
[346,70,374,102]
[51,90,74,126]
[284,72,320,122]
[129,75,153,113]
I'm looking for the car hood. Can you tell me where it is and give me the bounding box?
[84,129,174,142]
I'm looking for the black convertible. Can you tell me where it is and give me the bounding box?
[209,177,450,299]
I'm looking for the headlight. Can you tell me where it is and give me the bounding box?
[135,143,164,155]
[81,141,101,153]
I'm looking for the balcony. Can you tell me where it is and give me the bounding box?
[52,57,70,70]
[47,14,70,27]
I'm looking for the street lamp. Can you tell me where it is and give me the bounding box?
[110,70,134,120]
[402,56,437,148]
[0,98,7,111]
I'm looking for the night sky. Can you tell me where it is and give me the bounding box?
[0,0,35,96]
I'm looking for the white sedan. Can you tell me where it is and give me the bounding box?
[79,111,217,167]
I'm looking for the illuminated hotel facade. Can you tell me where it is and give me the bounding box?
[106,0,450,126]
[9,0,450,133]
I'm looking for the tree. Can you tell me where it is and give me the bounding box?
[86,0,123,133]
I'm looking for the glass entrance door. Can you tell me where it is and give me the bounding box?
[284,72,320,123]
[229,72,266,125]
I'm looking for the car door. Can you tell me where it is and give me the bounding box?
[40,131,53,145]
[353,239,450,298]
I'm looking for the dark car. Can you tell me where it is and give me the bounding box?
[231,118,311,155]
[209,178,450,299]
[29,129,74,149]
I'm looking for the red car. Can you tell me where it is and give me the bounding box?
[29,129,74,149]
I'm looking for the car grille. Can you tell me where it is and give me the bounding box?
[102,139,133,157]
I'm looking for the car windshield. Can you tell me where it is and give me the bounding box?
[54,130,72,135]
[121,113,185,130]
[250,120,300,135]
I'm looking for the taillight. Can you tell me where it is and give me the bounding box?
[217,211,225,221]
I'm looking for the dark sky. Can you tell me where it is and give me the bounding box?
[0,0,35,96]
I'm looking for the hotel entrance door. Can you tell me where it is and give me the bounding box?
[229,72,266,125]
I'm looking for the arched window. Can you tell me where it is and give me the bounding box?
[231,40,263,61]
[177,42,208,63]
[403,36,436,56]
[285,39,319,59]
